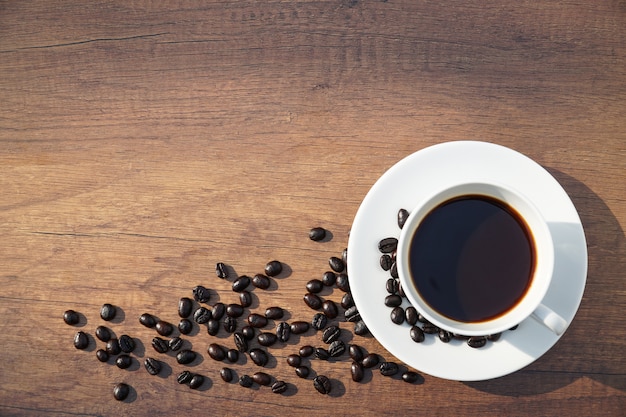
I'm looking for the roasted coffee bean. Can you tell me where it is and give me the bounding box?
[177,370,194,384]
[348,344,364,362]
[417,312,429,324]
[176,349,196,365]
[95,326,112,343]
[242,325,255,340]
[193,307,211,324]
[249,348,268,366]
[73,331,89,350]
[63,310,80,325]
[232,275,250,292]
[239,374,253,388]
[119,335,135,353]
[341,292,354,309]
[168,337,183,351]
[314,347,330,360]
[311,313,328,330]
[223,316,237,333]
[113,383,129,401]
[207,319,220,336]
[189,374,204,389]
[351,361,364,382]
[385,294,403,307]
[96,349,109,362]
[258,332,278,347]
[361,353,379,368]
[344,305,361,322]
[453,333,470,340]
[264,260,283,277]
[234,332,248,352]
[106,338,121,355]
[322,325,341,344]
[379,361,399,376]
[336,273,350,292]
[468,336,487,348]
[354,320,368,336]
[252,274,271,290]
[155,320,174,337]
[151,336,169,353]
[290,321,310,335]
[100,304,116,321]
[211,302,225,320]
[313,375,331,395]
[422,323,439,334]
[322,300,338,319]
[115,354,132,369]
[295,365,310,378]
[386,278,399,294]
[398,282,406,298]
[139,313,157,328]
[329,256,345,273]
[299,345,314,358]
[405,307,418,325]
[286,354,301,367]
[271,380,288,394]
[276,322,290,343]
[321,271,336,286]
[438,330,452,343]
[144,357,161,376]
[226,304,244,318]
[215,262,229,279]
[390,262,398,278]
[252,371,272,386]
[227,349,239,363]
[487,333,502,342]
[398,208,410,229]
[208,343,226,361]
[309,227,327,241]
[329,340,346,357]
[402,371,421,383]
[178,319,193,335]
[220,367,234,383]
[378,237,398,253]
[303,293,322,310]
[306,279,324,294]
[410,326,425,343]
[390,306,405,325]
[265,306,284,320]
[380,254,393,271]
[248,313,268,328]
[178,297,193,318]
[192,285,211,303]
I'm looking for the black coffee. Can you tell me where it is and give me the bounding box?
[408,195,535,322]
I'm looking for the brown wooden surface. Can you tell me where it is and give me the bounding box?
[1,1,625,416]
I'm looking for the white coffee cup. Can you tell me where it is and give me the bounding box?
[396,181,567,336]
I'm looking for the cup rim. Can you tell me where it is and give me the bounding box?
[396,181,555,336]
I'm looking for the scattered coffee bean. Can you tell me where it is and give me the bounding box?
[341,293,354,309]
[398,282,406,298]
[276,322,290,343]
[384,294,403,307]
[73,331,89,350]
[402,371,421,383]
[242,325,255,340]
[378,237,398,253]
[410,326,425,343]
[252,371,272,386]
[232,275,250,292]
[151,337,169,353]
[290,321,310,335]
[176,349,196,365]
[405,307,418,326]
[286,354,301,367]
[390,306,405,324]
[303,292,322,310]
[390,262,398,278]
[192,285,211,303]
[144,357,161,376]
[247,313,268,328]
[96,349,109,362]
[322,325,341,344]
[115,354,132,369]
[215,262,229,279]
[467,336,487,348]
[227,349,239,363]
[189,374,204,389]
[258,332,278,347]
[177,370,193,385]
[207,319,220,336]
[100,303,116,321]
[249,348,268,366]
[321,271,336,286]
[168,337,183,351]
[220,367,234,383]
[361,353,379,368]
[306,279,324,293]
[342,247,348,265]
[106,338,121,355]
[329,256,345,273]
[349,344,364,362]
[322,300,338,319]
[299,345,314,357]
[354,320,368,336]
[329,340,346,357]
[422,323,439,334]
[223,316,237,333]
[208,343,226,361]
[311,313,328,330]
[193,306,212,324]
[63,310,80,326]
[313,375,332,395]
[252,274,271,290]
[271,380,288,394]
[234,332,248,352]
[380,254,393,271]
[417,312,429,324]
[487,333,502,342]
[139,313,157,328]
[264,260,283,277]
[295,365,310,378]
[398,208,410,229]
[438,330,452,343]
[113,383,129,401]
[178,318,193,335]
[265,306,284,320]
[211,302,225,320]
[95,326,112,343]
[178,297,193,318]
[379,361,399,376]
[155,320,174,337]
[226,304,244,318]
[351,361,364,382]
[336,273,350,292]
[386,278,399,295]
[309,227,327,241]
[118,335,135,353]
[344,305,361,322]
[239,374,253,388]
[314,347,330,360]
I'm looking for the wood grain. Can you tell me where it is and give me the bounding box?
[1,1,624,416]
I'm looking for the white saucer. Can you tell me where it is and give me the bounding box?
[347,141,588,381]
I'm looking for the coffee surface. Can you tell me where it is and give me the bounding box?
[409,195,535,322]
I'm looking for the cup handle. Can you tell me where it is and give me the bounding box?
[531,303,567,335]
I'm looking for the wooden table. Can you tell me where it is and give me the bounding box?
[1,1,624,416]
